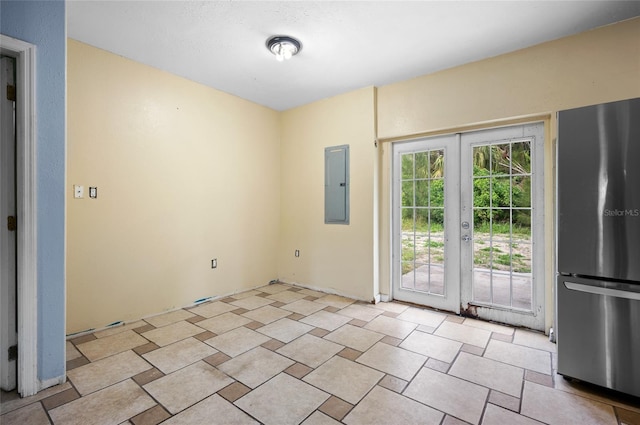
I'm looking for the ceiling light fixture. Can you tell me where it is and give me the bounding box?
[266,36,301,62]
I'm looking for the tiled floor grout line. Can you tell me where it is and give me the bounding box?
[337,311,466,424]
[397,350,475,424]
[241,304,383,421]
[476,391,492,425]
[517,374,526,418]
[234,361,330,423]
[376,353,447,422]
[39,400,55,425]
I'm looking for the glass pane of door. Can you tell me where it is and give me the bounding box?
[471,140,533,311]
[400,149,446,295]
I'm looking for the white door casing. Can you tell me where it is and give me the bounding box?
[0,34,39,397]
[1,55,17,391]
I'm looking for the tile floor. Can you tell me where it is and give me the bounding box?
[2,283,640,425]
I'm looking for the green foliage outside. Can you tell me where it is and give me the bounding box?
[473,166,515,225]
[401,148,532,235]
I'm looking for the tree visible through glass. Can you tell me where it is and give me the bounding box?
[400,149,445,296]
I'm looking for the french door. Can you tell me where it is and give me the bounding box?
[392,123,545,330]
[392,135,460,312]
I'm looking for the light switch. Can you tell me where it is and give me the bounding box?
[73,185,84,199]
[89,187,97,199]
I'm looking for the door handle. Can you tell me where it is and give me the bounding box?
[564,282,640,301]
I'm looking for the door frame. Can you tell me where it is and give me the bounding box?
[0,34,39,397]
[389,122,545,330]
[1,54,18,391]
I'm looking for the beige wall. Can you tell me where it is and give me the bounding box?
[278,88,377,301]
[67,18,639,334]
[377,18,640,139]
[376,18,640,331]
[67,40,281,333]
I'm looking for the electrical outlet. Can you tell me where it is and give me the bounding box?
[295,250,300,257]
[89,187,97,199]
[211,259,217,268]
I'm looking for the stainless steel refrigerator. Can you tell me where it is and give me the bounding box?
[556,97,640,398]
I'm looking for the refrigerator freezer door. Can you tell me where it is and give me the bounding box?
[556,276,640,398]
[557,98,640,282]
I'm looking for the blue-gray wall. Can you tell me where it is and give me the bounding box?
[1,0,66,383]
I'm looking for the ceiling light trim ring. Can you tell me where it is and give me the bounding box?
[266,35,302,61]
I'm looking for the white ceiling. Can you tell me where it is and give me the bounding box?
[67,1,640,111]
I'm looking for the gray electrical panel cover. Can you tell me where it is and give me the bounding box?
[325,145,349,224]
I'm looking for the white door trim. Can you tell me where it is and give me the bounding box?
[1,55,18,391]
[390,122,545,330]
[0,34,38,397]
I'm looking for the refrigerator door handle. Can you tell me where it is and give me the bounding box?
[565,282,640,301]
